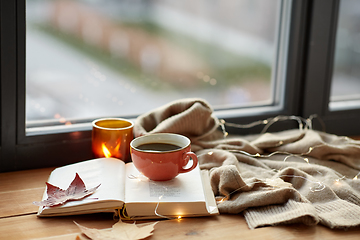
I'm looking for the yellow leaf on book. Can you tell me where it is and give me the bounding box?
[75,220,158,240]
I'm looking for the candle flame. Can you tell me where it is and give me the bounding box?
[114,142,120,152]
[102,144,112,158]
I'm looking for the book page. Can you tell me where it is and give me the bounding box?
[43,158,126,209]
[124,162,206,203]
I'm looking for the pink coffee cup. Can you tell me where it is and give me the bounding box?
[130,133,198,181]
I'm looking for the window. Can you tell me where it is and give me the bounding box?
[1,0,360,172]
[26,0,284,128]
[330,0,360,111]
[303,0,360,136]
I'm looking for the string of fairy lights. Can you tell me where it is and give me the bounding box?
[219,114,325,135]
[214,115,360,202]
[126,174,181,220]
[125,115,359,220]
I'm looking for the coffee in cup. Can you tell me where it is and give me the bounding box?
[130,133,198,181]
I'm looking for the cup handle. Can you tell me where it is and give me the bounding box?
[179,152,198,173]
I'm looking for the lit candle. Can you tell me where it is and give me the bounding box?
[92,118,133,162]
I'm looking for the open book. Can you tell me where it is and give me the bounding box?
[36,158,218,219]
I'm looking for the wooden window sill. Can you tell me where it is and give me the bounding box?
[1,167,360,239]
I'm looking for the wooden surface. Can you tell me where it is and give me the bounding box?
[1,168,360,240]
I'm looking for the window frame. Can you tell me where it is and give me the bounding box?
[0,0,18,171]
[3,0,359,173]
[303,0,360,136]
[218,0,309,133]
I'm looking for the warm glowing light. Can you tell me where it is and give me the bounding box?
[334,176,345,186]
[114,142,120,152]
[334,179,342,186]
[102,144,112,158]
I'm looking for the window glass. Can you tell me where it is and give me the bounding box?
[26,0,282,127]
[331,0,360,110]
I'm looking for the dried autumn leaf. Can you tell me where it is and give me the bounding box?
[75,220,158,240]
[33,173,100,207]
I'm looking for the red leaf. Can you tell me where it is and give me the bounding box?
[33,173,100,207]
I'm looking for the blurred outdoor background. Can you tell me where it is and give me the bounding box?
[26,0,280,125]
[26,0,360,126]
[331,0,360,105]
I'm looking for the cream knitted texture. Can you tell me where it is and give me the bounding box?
[133,98,360,229]
[244,200,319,229]
[133,98,219,141]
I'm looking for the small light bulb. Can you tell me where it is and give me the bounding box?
[334,179,342,186]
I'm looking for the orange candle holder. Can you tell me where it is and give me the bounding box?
[92,118,134,162]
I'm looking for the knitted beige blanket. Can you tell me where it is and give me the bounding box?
[134,98,360,229]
